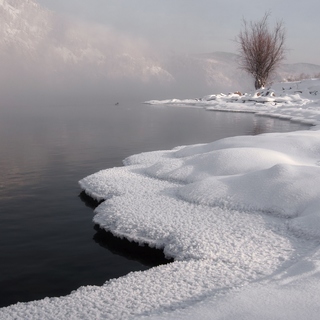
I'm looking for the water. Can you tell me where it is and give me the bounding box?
[0,102,310,307]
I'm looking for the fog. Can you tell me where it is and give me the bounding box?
[0,16,157,106]
[0,0,254,110]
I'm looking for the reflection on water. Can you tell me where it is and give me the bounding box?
[0,103,310,307]
[93,226,173,267]
[78,191,102,210]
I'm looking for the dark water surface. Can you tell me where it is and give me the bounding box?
[0,102,309,307]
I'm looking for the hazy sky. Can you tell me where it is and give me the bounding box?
[37,0,320,65]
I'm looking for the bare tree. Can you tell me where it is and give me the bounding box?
[236,13,286,89]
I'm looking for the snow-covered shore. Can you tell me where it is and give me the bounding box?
[147,78,320,128]
[1,79,320,319]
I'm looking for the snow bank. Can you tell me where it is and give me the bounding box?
[147,78,320,128]
[2,79,320,319]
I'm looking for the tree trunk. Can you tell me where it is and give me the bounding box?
[255,78,262,90]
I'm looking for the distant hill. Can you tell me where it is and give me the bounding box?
[165,52,320,95]
[278,63,320,81]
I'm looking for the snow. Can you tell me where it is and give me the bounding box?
[1,78,320,319]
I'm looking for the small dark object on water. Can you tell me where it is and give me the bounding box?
[115,102,119,105]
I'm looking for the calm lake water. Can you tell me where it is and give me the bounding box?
[0,102,310,307]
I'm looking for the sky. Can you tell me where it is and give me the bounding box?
[37,0,320,65]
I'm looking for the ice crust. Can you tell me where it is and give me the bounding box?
[2,79,320,319]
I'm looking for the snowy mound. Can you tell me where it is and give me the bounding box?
[81,130,320,243]
[2,79,320,319]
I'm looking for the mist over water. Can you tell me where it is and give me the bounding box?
[0,0,255,109]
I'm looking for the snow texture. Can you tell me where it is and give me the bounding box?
[1,78,320,319]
